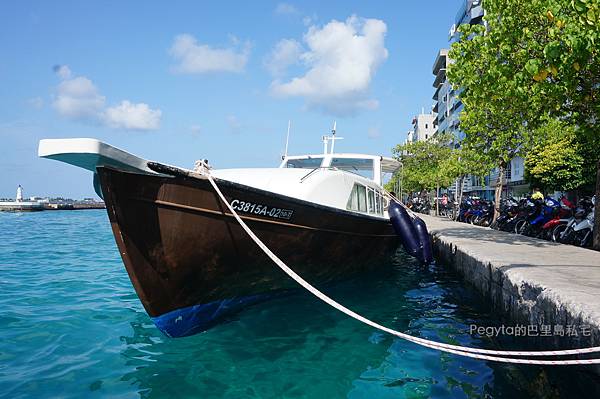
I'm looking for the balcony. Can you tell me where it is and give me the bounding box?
[433,68,446,88]
[432,49,449,75]
[455,0,484,26]
[432,84,442,100]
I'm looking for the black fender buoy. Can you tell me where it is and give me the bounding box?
[389,201,423,260]
[412,217,433,264]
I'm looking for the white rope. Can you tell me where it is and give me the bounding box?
[206,174,600,365]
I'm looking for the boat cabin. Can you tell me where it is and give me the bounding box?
[279,153,400,186]
[273,153,400,218]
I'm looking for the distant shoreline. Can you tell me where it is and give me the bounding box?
[0,202,105,212]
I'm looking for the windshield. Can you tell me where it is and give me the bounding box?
[330,158,374,180]
[285,158,324,169]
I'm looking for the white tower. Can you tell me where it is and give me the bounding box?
[16,185,23,202]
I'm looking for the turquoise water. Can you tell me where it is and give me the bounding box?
[0,210,597,398]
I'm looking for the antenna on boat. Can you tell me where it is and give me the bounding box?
[329,121,343,154]
[322,121,343,154]
[283,120,291,160]
[330,121,337,154]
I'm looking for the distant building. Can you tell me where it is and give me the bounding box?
[432,0,528,199]
[433,0,486,143]
[405,130,415,144]
[432,48,462,141]
[411,111,437,142]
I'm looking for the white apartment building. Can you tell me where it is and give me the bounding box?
[412,112,437,142]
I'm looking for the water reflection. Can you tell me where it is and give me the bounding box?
[117,252,534,398]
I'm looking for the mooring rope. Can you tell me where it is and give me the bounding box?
[205,173,600,365]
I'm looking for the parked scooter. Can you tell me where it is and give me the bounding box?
[515,197,560,237]
[493,198,524,232]
[513,198,542,235]
[571,196,595,247]
[539,197,575,240]
[553,196,595,244]
[471,200,494,226]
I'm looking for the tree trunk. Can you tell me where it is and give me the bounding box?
[456,175,465,221]
[594,159,600,251]
[436,182,440,216]
[493,163,505,223]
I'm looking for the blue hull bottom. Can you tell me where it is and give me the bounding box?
[151,294,274,337]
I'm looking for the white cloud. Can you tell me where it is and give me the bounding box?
[275,3,298,15]
[264,39,302,77]
[270,15,388,116]
[51,66,161,130]
[169,34,251,74]
[103,101,161,130]
[53,64,72,79]
[302,15,317,26]
[53,76,106,119]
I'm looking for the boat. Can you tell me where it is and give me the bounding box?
[38,131,431,337]
[0,185,44,212]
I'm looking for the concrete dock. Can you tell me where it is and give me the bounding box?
[420,214,600,350]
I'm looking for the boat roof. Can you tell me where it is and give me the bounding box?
[283,153,401,174]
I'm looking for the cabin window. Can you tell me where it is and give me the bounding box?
[330,158,374,180]
[285,157,324,169]
[357,185,367,212]
[346,183,367,212]
[346,185,359,211]
[375,192,382,214]
[367,188,375,213]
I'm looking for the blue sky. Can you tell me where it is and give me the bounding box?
[0,1,461,198]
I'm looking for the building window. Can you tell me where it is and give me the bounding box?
[505,163,512,180]
[425,123,428,129]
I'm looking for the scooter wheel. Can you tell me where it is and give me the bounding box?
[514,219,527,235]
[551,224,567,243]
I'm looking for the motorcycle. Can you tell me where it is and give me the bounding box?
[472,200,494,226]
[539,197,575,240]
[515,197,560,237]
[513,198,541,235]
[490,198,519,231]
[553,196,595,244]
[572,208,595,247]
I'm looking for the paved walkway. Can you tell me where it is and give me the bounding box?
[420,214,600,342]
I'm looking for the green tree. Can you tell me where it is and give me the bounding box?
[442,146,493,216]
[543,0,600,248]
[389,133,453,198]
[447,2,546,220]
[448,0,600,241]
[388,133,486,215]
[524,121,586,191]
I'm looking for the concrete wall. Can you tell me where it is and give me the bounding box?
[421,215,600,365]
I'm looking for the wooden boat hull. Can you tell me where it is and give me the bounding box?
[97,167,400,337]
